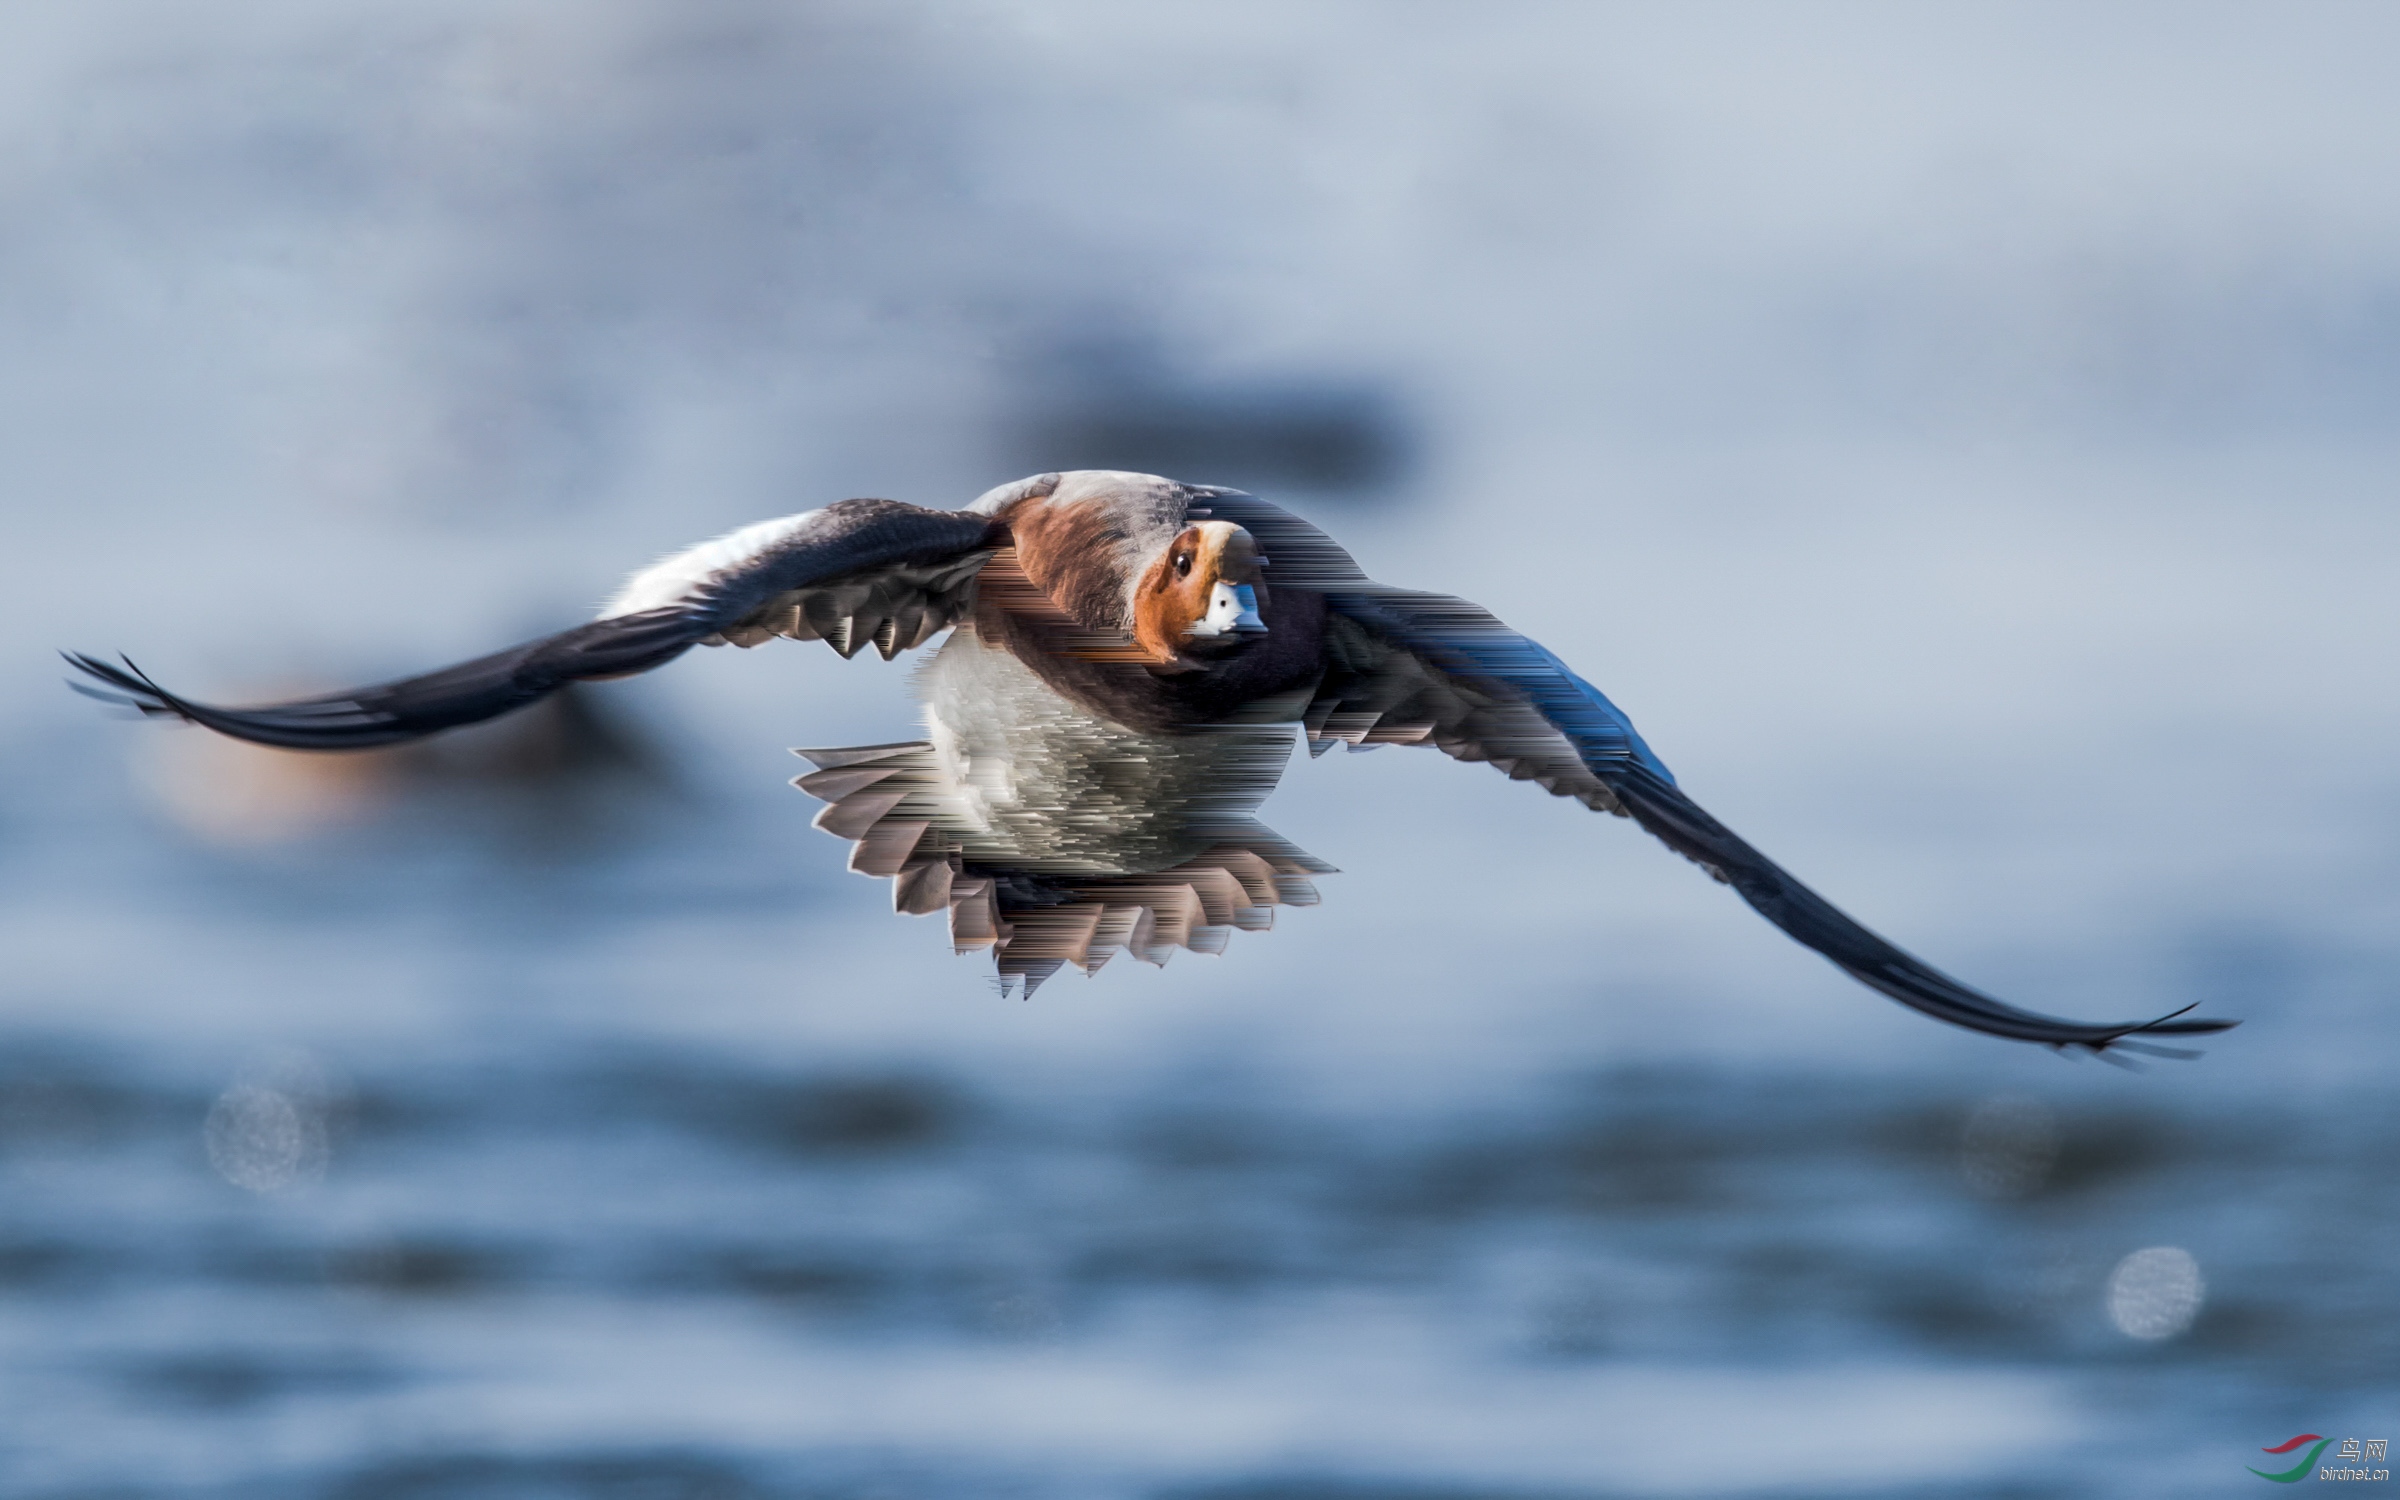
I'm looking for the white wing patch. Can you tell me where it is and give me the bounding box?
[597,510,826,619]
[597,504,993,660]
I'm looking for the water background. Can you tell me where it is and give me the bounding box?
[5,5,2398,1495]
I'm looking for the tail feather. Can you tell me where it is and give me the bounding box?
[788,740,1330,997]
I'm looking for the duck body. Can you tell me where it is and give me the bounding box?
[776,473,1340,978]
[901,471,1332,879]
[913,624,1310,877]
[69,469,2237,1048]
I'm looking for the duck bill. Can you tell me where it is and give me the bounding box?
[1230,584,1267,634]
[1183,527,1270,642]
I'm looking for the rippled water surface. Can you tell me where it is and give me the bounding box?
[4,738,2394,1498]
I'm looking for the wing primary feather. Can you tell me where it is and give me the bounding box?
[1598,760,2236,1051]
[70,496,1004,752]
[2104,1038,2206,1061]
[61,608,706,751]
[63,657,175,713]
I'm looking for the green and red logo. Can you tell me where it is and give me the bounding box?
[2249,1433,2391,1483]
[2250,1435,2331,1483]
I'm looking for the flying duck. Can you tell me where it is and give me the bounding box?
[70,470,2231,1052]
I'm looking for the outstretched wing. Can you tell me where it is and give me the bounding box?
[67,498,1002,751]
[1196,488,2234,1054]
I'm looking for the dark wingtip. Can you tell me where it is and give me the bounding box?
[61,651,374,748]
[65,675,140,709]
[63,652,188,719]
[1600,765,2243,1060]
[2094,1003,2238,1053]
[2057,1005,2237,1062]
[2105,1039,2207,1061]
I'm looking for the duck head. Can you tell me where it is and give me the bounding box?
[1132,519,1269,662]
[979,471,1274,670]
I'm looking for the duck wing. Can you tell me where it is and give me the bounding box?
[66,498,1002,751]
[1193,487,2233,1054]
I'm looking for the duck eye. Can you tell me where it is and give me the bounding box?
[1173,553,1192,578]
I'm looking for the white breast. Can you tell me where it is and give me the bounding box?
[913,631,1296,876]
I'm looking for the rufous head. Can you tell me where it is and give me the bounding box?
[1132,520,1269,663]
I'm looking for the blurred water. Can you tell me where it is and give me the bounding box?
[7,5,2400,1496]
